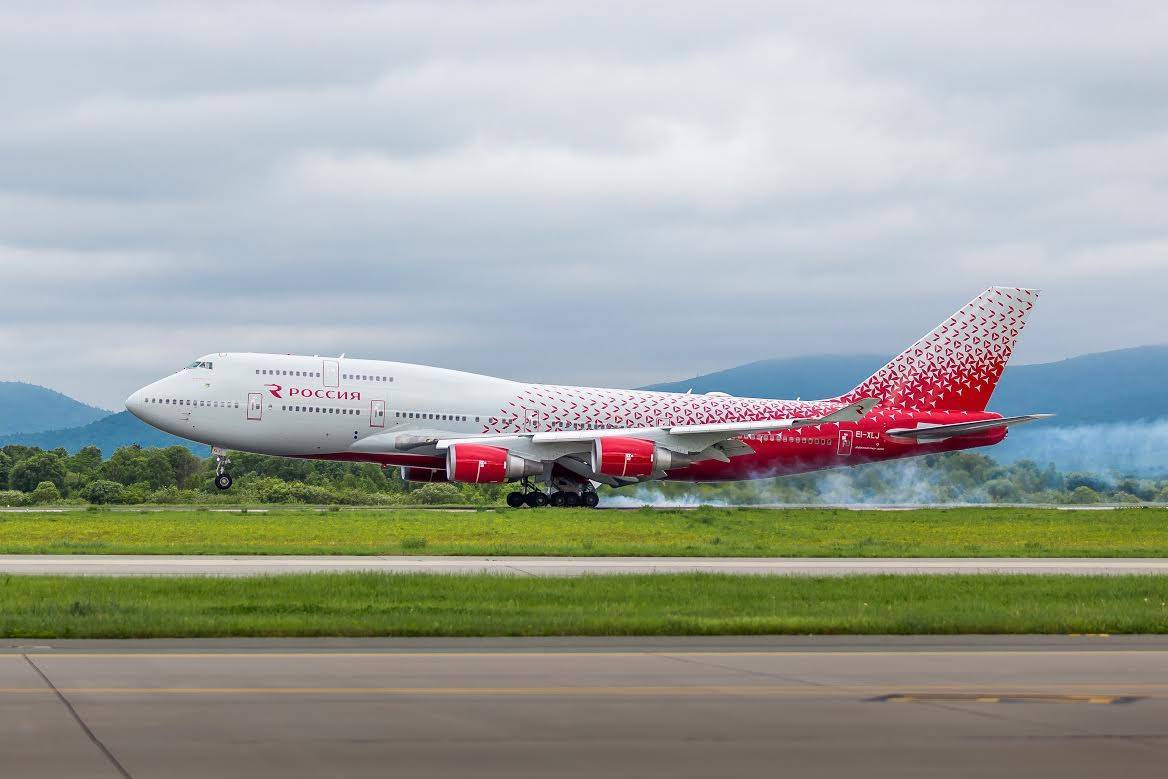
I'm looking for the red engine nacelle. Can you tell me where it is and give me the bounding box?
[400,467,448,483]
[591,437,689,478]
[445,444,542,484]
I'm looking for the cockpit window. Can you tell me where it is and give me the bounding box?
[185,361,214,370]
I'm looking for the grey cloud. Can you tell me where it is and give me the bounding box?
[0,1,1166,407]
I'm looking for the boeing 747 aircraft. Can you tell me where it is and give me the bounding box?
[127,287,1049,507]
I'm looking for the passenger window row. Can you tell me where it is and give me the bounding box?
[281,405,361,415]
[257,369,320,378]
[144,398,240,409]
[395,411,479,423]
[755,433,832,445]
[343,373,391,383]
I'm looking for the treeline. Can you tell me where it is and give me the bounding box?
[0,444,1165,506]
[0,444,494,506]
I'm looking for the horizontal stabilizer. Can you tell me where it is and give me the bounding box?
[886,414,1052,442]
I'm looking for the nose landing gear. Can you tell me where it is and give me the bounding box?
[212,447,233,491]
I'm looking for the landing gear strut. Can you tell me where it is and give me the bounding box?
[508,478,550,508]
[213,448,233,491]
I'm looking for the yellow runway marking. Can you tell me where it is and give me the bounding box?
[875,693,1138,705]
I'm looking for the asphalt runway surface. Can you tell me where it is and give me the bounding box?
[3,635,1168,778]
[3,554,1168,576]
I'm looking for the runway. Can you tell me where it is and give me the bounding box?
[3,636,1167,778]
[3,554,1168,576]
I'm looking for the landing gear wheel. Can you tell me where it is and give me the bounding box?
[525,491,549,508]
[548,491,567,508]
[563,492,581,508]
[214,473,233,491]
[581,491,600,509]
[506,491,526,508]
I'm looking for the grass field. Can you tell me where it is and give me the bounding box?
[1,506,1167,557]
[2,573,1167,637]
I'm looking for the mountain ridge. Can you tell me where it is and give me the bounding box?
[0,381,111,435]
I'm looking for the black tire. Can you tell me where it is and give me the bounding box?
[214,474,233,491]
[548,491,567,508]
[506,491,526,508]
[563,492,581,508]
[581,491,600,509]
[525,491,549,508]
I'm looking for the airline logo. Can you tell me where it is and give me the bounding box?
[264,383,362,401]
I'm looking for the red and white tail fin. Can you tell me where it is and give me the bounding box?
[836,287,1039,412]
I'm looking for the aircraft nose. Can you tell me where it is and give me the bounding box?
[125,388,146,420]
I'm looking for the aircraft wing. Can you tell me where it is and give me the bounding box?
[433,397,881,460]
[885,414,1052,442]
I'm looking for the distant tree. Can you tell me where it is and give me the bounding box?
[984,478,1021,503]
[1116,479,1154,501]
[80,479,126,505]
[9,451,67,492]
[1065,473,1109,494]
[68,446,103,478]
[163,446,202,488]
[103,447,178,489]
[410,483,463,504]
[1069,486,1101,504]
[0,490,30,507]
[2,445,39,465]
[0,450,10,490]
[29,481,62,504]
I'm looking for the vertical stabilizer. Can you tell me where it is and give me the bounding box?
[836,287,1039,412]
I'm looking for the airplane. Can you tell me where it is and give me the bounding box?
[126,287,1050,508]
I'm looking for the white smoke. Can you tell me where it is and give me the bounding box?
[994,419,1168,477]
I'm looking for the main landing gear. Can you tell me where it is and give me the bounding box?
[507,478,598,509]
[213,448,233,491]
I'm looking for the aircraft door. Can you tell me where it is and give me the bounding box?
[524,407,539,432]
[837,429,854,456]
[323,360,339,387]
[247,393,263,421]
[370,399,385,428]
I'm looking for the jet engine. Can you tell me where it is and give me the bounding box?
[591,437,690,478]
[445,443,542,483]
[400,467,449,483]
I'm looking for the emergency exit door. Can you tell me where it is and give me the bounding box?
[323,360,339,387]
[370,399,385,428]
[247,393,263,421]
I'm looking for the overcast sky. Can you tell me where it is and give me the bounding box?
[2,1,1166,409]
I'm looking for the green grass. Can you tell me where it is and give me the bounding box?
[1,506,1167,557]
[1,573,1167,637]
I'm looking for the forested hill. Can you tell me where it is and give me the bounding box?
[0,382,110,435]
[0,411,205,454]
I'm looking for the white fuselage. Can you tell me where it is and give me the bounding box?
[126,352,828,463]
